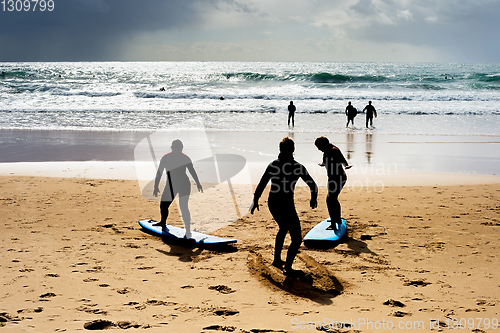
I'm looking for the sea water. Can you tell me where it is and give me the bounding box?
[1,62,499,136]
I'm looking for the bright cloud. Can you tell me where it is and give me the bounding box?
[0,0,498,62]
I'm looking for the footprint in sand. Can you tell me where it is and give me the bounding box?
[404,279,431,287]
[83,319,143,330]
[210,307,239,317]
[202,325,238,332]
[45,273,60,278]
[76,305,108,315]
[19,268,34,272]
[477,299,496,306]
[391,311,411,317]
[146,300,177,306]
[0,312,23,327]
[83,320,114,330]
[208,285,235,294]
[123,243,141,249]
[115,287,131,294]
[383,299,405,307]
[83,278,99,282]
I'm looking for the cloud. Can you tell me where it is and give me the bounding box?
[397,9,413,21]
[0,0,498,62]
[310,0,500,62]
[0,0,205,61]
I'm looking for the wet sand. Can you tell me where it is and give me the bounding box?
[1,129,500,175]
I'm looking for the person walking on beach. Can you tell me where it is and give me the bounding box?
[288,101,296,129]
[251,137,318,277]
[345,101,357,128]
[153,139,203,239]
[363,101,377,128]
[315,136,351,230]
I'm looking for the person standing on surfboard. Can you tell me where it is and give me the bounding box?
[251,137,318,277]
[315,136,352,230]
[152,139,203,239]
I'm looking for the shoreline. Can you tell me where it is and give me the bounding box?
[1,161,500,187]
[1,128,499,181]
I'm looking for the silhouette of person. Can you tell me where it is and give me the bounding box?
[345,101,357,127]
[287,101,296,129]
[152,139,203,239]
[251,137,317,277]
[363,101,377,128]
[159,87,165,91]
[315,136,351,230]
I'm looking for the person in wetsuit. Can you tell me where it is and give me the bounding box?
[288,101,296,128]
[345,101,357,128]
[315,136,351,230]
[251,137,318,277]
[363,101,377,128]
[153,139,203,239]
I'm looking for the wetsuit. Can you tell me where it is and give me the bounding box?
[154,152,199,225]
[253,153,317,268]
[363,104,376,127]
[288,104,296,127]
[321,144,348,223]
[345,104,357,127]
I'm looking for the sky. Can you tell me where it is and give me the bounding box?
[1,0,499,63]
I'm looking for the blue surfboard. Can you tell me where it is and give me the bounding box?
[303,218,347,247]
[138,219,236,245]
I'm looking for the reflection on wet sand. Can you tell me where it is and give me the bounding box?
[346,132,354,160]
[345,131,374,164]
[366,132,373,164]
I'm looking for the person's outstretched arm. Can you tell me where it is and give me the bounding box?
[300,166,318,209]
[336,149,353,170]
[251,164,273,214]
[153,157,165,197]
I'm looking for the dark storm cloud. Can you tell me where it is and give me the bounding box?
[0,0,204,61]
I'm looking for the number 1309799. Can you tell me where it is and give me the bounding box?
[2,0,54,12]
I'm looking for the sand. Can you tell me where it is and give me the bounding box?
[1,175,499,332]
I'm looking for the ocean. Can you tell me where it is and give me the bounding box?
[1,61,499,136]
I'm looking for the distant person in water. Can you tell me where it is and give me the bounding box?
[160,87,165,91]
[251,137,318,277]
[315,136,351,230]
[345,101,357,127]
[362,101,377,128]
[153,139,203,239]
[288,101,296,129]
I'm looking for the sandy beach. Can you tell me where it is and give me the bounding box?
[1,129,500,332]
[1,174,499,332]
